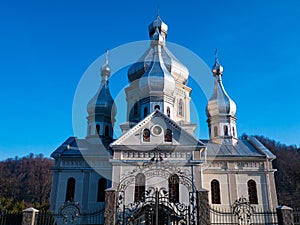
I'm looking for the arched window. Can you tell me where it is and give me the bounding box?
[178,99,183,116]
[143,129,150,142]
[248,180,258,204]
[167,107,170,118]
[165,129,172,142]
[144,107,148,118]
[154,105,160,110]
[214,126,218,137]
[96,124,100,135]
[232,127,236,137]
[134,173,145,202]
[224,125,229,136]
[134,103,138,115]
[97,178,107,202]
[211,179,221,204]
[65,177,76,202]
[169,174,179,203]
[105,125,109,137]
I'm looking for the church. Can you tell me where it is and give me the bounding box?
[49,15,278,225]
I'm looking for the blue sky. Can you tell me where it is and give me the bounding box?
[0,0,299,160]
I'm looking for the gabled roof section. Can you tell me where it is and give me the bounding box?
[51,137,112,159]
[110,110,205,150]
[247,136,276,159]
[51,137,80,159]
[202,136,276,160]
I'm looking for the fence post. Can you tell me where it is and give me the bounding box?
[277,205,294,225]
[22,207,39,225]
[104,188,117,225]
[196,189,211,225]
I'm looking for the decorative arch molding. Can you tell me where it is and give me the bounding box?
[117,163,196,193]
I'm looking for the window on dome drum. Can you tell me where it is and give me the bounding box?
[232,127,236,137]
[167,107,170,118]
[224,125,229,136]
[178,99,183,116]
[214,126,218,137]
[96,124,100,135]
[248,180,258,204]
[105,125,109,137]
[134,173,145,202]
[154,105,160,110]
[143,129,150,142]
[211,179,221,204]
[144,107,148,118]
[134,103,138,115]
[165,129,172,142]
[65,177,76,202]
[97,178,107,202]
[169,174,179,203]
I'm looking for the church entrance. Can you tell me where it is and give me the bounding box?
[132,204,185,225]
[118,187,193,225]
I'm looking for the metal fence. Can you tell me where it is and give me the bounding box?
[36,211,55,225]
[0,212,22,225]
[0,206,299,225]
[294,208,300,225]
[35,210,105,225]
[210,206,278,225]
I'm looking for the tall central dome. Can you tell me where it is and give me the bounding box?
[122,16,195,135]
[127,15,189,85]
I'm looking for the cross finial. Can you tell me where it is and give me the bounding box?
[105,49,108,64]
[157,4,160,16]
[214,48,220,64]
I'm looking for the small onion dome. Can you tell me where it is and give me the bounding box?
[148,15,168,39]
[212,58,224,76]
[101,63,110,77]
[206,58,236,117]
[128,16,189,84]
[87,52,116,118]
[139,44,175,96]
[151,27,165,46]
[87,82,116,117]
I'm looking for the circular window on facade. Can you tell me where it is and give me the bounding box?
[152,125,162,136]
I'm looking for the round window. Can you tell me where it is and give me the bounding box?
[152,125,162,135]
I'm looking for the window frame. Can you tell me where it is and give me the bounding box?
[211,179,221,204]
[65,177,76,202]
[134,173,146,202]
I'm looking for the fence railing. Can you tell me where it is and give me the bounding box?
[210,206,278,225]
[0,212,22,225]
[0,205,299,225]
[294,208,300,225]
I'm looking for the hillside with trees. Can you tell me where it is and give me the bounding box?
[253,135,300,208]
[0,154,53,213]
[0,135,299,213]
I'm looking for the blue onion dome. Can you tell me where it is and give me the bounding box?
[87,51,116,118]
[206,57,236,117]
[138,40,176,95]
[212,57,224,76]
[127,16,189,85]
[148,15,168,39]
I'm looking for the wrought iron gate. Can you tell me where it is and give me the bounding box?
[117,187,195,225]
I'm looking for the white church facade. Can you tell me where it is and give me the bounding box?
[50,16,278,225]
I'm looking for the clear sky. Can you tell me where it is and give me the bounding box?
[0,0,299,160]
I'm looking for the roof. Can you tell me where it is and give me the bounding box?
[110,110,205,150]
[51,137,112,159]
[201,136,276,159]
[51,132,274,161]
